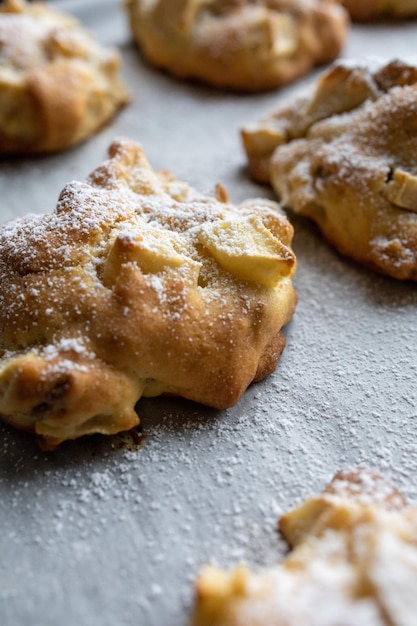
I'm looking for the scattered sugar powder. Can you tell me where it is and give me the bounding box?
[1,121,417,625]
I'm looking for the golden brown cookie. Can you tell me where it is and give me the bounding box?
[0,0,129,155]
[339,0,417,21]
[192,467,416,626]
[242,59,417,279]
[126,0,349,92]
[0,138,297,449]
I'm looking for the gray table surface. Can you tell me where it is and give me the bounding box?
[1,2,417,625]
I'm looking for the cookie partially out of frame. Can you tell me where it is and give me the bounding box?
[0,0,129,155]
[126,0,349,92]
[0,138,296,449]
[339,0,417,21]
[192,467,417,626]
[242,59,417,279]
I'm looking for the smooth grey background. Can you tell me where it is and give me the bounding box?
[1,3,417,625]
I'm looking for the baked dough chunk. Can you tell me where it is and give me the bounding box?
[0,0,129,155]
[338,0,417,21]
[0,139,296,449]
[126,0,349,92]
[243,59,417,279]
[192,467,417,626]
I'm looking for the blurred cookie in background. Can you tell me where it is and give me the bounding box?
[0,0,129,155]
[192,467,416,626]
[126,0,349,92]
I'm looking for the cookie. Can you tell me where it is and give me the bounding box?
[126,0,349,92]
[192,467,416,626]
[0,138,297,449]
[0,0,129,155]
[243,59,417,279]
[339,0,417,21]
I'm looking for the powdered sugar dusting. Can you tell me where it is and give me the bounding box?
[1,9,417,626]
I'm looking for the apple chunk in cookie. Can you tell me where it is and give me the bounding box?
[0,139,297,449]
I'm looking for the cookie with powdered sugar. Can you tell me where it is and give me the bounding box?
[242,58,417,279]
[0,138,296,449]
[0,0,129,155]
[192,467,417,626]
[126,0,349,92]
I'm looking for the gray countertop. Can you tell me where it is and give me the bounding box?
[1,3,417,625]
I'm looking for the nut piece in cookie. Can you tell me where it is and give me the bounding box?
[0,0,129,155]
[338,0,417,21]
[243,59,417,279]
[126,0,349,92]
[192,467,416,626]
[0,138,296,449]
